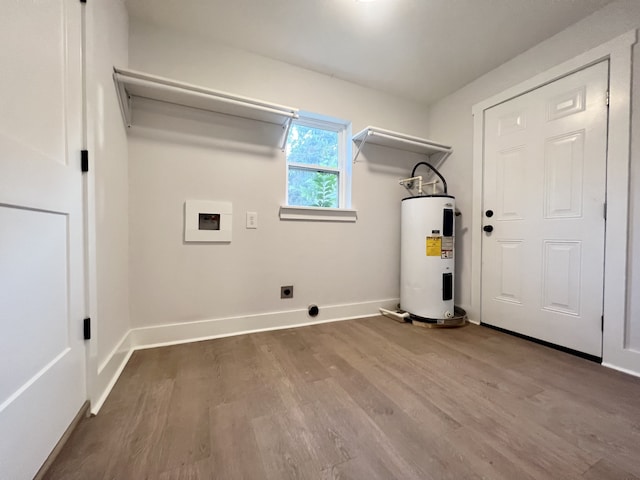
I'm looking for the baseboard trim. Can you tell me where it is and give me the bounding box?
[601,362,640,379]
[131,299,398,350]
[91,347,134,415]
[34,400,90,480]
[91,331,135,414]
[91,299,398,413]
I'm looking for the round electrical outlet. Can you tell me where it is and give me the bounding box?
[280,286,294,299]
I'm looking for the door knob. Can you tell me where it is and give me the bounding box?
[483,225,494,233]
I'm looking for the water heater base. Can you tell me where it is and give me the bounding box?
[410,307,467,328]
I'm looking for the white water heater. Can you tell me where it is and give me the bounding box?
[401,195,455,322]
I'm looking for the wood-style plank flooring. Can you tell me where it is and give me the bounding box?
[45,317,640,479]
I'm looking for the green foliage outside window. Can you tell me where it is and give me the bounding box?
[288,169,338,208]
[286,124,340,208]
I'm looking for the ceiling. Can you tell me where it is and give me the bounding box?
[124,0,615,105]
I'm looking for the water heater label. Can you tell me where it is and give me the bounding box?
[426,236,442,256]
[441,237,454,259]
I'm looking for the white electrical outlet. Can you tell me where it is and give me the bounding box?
[246,211,258,229]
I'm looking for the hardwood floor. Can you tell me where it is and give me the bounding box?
[44,317,640,479]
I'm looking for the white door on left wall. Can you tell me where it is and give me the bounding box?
[0,1,86,478]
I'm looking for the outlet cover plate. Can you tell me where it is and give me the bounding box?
[281,285,294,299]
[246,211,257,229]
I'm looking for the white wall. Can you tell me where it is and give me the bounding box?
[126,22,431,333]
[428,0,640,358]
[85,0,131,408]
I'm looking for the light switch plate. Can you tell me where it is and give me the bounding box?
[246,211,258,229]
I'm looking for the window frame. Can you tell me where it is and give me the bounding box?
[285,112,352,210]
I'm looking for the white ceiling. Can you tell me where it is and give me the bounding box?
[124,0,615,105]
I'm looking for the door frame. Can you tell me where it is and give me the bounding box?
[471,30,637,372]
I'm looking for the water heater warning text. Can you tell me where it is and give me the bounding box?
[441,237,454,259]
[426,236,441,256]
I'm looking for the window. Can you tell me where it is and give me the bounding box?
[285,113,351,209]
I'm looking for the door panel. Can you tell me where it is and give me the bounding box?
[497,111,527,136]
[0,0,67,163]
[497,146,527,220]
[547,86,586,121]
[481,61,608,357]
[0,207,69,402]
[544,130,585,218]
[542,240,582,315]
[496,240,523,304]
[0,1,86,478]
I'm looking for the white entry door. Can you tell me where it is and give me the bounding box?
[0,1,86,478]
[481,61,609,358]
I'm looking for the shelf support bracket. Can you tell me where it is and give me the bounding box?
[352,130,372,163]
[432,150,453,172]
[281,117,294,152]
[113,70,133,128]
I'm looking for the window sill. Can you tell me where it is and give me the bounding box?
[279,206,358,222]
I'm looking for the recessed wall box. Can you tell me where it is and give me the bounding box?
[185,200,232,242]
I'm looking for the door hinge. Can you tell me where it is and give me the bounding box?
[83,317,91,340]
[601,315,604,331]
[81,150,89,173]
[604,201,607,220]
[605,90,610,107]
[80,0,86,3]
